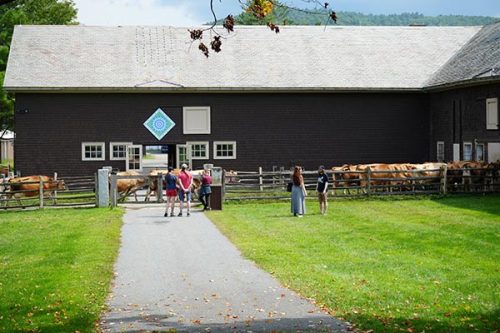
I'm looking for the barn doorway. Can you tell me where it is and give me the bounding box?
[142,144,174,172]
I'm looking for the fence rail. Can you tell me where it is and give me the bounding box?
[1,174,96,210]
[223,166,500,201]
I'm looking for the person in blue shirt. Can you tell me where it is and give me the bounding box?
[316,165,329,215]
[164,166,178,217]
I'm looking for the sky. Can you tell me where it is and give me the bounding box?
[73,0,500,26]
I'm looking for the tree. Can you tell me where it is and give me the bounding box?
[0,0,77,140]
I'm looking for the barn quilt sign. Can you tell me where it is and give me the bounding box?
[143,108,175,140]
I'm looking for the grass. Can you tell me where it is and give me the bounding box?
[0,159,13,169]
[0,208,124,333]
[208,195,500,332]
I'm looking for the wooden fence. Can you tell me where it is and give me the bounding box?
[0,174,96,210]
[223,167,500,201]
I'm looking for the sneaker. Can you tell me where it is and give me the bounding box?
[187,212,191,217]
[177,212,183,217]
[164,212,168,217]
[298,215,304,218]
[170,213,175,217]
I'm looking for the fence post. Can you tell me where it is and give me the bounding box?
[366,168,371,196]
[39,177,44,209]
[259,167,263,192]
[53,172,58,205]
[156,174,163,202]
[110,174,117,208]
[97,169,110,207]
[440,165,448,194]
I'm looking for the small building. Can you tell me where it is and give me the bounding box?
[0,130,14,162]
[3,23,500,176]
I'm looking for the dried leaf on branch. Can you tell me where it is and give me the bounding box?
[199,42,209,57]
[189,29,203,40]
[330,11,337,23]
[267,22,280,33]
[211,36,222,52]
[223,15,235,32]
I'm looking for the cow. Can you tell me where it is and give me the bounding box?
[462,161,489,192]
[331,164,360,194]
[224,170,240,184]
[114,171,146,202]
[411,162,446,190]
[3,175,66,207]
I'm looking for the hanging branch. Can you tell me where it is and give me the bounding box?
[189,0,336,57]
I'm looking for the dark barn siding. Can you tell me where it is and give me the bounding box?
[14,92,429,176]
[429,83,500,161]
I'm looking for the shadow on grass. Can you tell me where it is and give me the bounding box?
[431,193,500,216]
[346,308,499,333]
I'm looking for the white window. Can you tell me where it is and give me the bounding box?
[486,98,498,130]
[187,141,209,160]
[453,143,460,162]
[463,142,473,161]
[214,141,236,159]
[82,142,105,161]
[110,142,132,161]
[183,106,211,134]
[436,141,444,162]
[476,142,485,162]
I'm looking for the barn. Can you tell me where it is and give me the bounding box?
[3,23,500,177]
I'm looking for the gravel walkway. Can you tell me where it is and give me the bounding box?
[100,206,347,333]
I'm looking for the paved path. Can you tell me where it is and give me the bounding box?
[101,206,347,333]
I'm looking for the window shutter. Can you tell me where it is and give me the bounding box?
[486,98,498,130]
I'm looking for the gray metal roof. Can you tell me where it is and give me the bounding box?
[426,22,500,88]
[4,25,482,92]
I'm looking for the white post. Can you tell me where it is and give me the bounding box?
[97,169,110,207]
[53,172,58,205]
[259,167,263,192]
[39,177,44,208]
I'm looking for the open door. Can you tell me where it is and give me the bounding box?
[176,144,192,169]
[126,145,143,172]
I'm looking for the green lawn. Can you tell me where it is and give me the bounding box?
[208,195,500,333]
[0,208,123,333]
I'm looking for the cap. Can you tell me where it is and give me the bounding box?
[181,163,188,169]
[168,166,173,171]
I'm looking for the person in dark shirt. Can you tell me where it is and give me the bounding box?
[164,166,177,217]
[316,165,329,215]
[199,169,212,210]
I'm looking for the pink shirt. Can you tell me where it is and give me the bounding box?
[178,171,192,190]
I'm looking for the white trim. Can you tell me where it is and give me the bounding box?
[486,98,498,130]
[475,142,485,162]
[213,141,237,160]
[183,106,211,134]
[187,141,209,160]
[82,142,105,161]
[463,142,473,161]
[436,141,444,162]
[110,142,132,161]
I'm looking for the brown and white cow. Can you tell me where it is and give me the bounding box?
[3,175,66,207]
[114,171,146,202]
[331,164,360,194]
